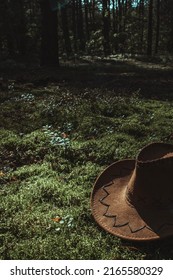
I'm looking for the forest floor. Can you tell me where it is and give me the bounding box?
[1,56,173,259]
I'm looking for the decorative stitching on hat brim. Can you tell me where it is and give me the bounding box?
[101,184,156,234]
[92,209,173,241]
[91,159,173,241]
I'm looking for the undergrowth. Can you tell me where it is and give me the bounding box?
[1,86,173,260]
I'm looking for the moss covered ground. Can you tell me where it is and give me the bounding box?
[1,57,173,259]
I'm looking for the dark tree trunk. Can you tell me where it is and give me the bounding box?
[72,0,77,53]
[155,0,160,54]
[102,0,111,56]
[40,0,59,66]
[77,0,85,52]
[92,0,95,27]
[167,0,173,53]
[17,0,27,56]
[4,1,15,57]
[7,34,15,57]
[118,0,122,33]
[122,0,125,30]
[139,0,144,52]
[123,0,128,31]
[112,0,116,33]
[147,0,153,56]
[84,0,90,40]
[169,23,173,53]
[61,5,72,56]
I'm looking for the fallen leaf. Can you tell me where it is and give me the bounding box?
[0,171,5,177]
[61,133,68,138]
[51,217,62,223]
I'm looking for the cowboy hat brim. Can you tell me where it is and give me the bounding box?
[91,159,173,241]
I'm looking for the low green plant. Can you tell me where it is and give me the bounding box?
[1,86,173,260]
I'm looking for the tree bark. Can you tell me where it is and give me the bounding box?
[77,0,85,52]
[40,0,59,66]
[72,0,77,53]
[61,5,72,56]
[139,0,144,53]
[102,0,111,56]
[112,0,116,33]
[147,0,153,56]
[17,0,27,56]
[5,1,15,57]
[84,0,90,40]
[118,0,122,33]
[168,0,173,53]
[155,0,160,54]
[92,0,95,27]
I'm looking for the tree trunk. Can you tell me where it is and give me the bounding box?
[17,0,27,56]
[155,0,160,54]
[77,0,85,52]
[5,1,15,57]
[72,0,77,53]
[123,0,128,31]
[112,0,116,33]
[102,0,111,56]
[168,0,173,53]
[118,0,122,33]
[139,0,144,53]
[84,0,90,40]
[147,0,153,56]
[40,0,59,66]
[61,5,72,57]
[92,0,95,28]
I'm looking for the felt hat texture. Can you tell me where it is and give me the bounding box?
[91,143,173,241]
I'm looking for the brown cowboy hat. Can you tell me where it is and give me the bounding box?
[91,142,173,241]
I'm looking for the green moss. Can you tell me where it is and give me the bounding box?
[1,87,173,260]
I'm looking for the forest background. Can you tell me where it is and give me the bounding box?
[0,0,173,65]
